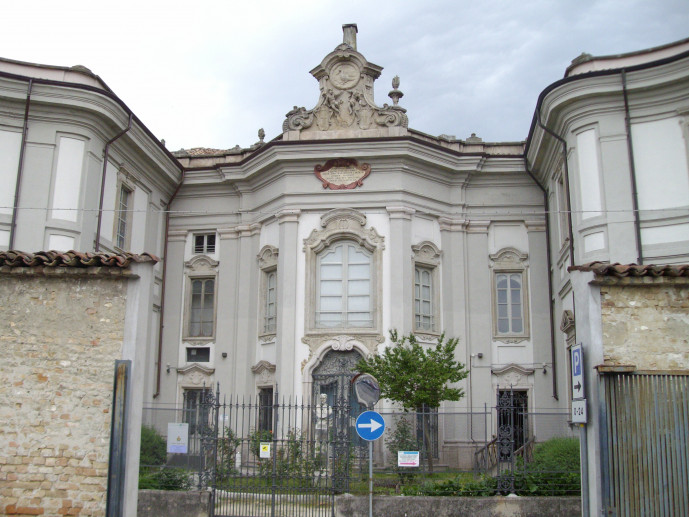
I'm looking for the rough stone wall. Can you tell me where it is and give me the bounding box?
[600,279,689,370]
[0,269,128,517]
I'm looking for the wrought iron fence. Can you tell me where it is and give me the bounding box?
[140,386,580,516]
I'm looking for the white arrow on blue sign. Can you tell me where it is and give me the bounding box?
[355,410,385,441]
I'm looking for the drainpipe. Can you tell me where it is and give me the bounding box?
[9,79,33,250]
[95,113,132,251]
[535,107,575,268]
[621,70,643,265]
[524,159,558,400]
[153,168,185,398]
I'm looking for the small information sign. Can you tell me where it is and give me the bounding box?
[167,423,189,454]
[259,442,271,459]
[397,451,420,467]
[572,399,587,424]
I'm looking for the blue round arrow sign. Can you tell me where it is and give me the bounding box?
[355,410,385,441]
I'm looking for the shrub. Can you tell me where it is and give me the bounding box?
[138,467,192,491]
[515,437,581,496]
[385,417,420,486]
[216,427,241,482]
[139,425,167,468]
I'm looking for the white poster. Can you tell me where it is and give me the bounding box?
[259,442,271,459]
[167,423,189,454]
[397,451,420,467]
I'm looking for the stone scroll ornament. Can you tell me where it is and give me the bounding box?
[314,158,371,190]
[282,31,408,135]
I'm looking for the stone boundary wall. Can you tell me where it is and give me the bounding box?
[335,494,581,517]
[0,268,130,517]
[137,490,210,517]
[600,280,689,370]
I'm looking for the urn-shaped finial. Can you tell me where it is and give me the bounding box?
[388,75,404,106]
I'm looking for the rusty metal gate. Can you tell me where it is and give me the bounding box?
[602,373,689,516]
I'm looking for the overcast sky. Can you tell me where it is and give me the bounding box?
[3,0,688,151]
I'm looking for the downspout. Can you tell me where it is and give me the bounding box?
[621,70,643,264]
[536,107,575,268]
[95,113,132,251]
[524,159,558,400]
[153,168,185,398]
[9,79,33,250]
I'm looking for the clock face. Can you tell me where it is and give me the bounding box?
[330,62,360,90]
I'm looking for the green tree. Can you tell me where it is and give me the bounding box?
[356,330,468,472]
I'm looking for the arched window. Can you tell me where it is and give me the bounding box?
[317,241,372,328]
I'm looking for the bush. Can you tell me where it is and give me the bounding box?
[216,427,241,482]
[139,425,167,468]
[138,467,192,491]
[514,437,581,496]
[385,417,420,486]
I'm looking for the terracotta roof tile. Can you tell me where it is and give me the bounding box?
[569,262,689,277]
[0,250,159,268]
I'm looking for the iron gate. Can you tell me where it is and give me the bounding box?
[495,387,530,493]
[198,383,357,517]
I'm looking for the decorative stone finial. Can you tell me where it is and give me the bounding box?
[388,75,403,106]
[342,23,358,50]
[258,128,265,143]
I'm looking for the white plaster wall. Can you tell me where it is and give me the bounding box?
[130,187,148,254]
[411,215,440,246]
[100,161,118,243]
[576,129,603,219]
[50,136,84,222]
[489,223,527,254]
[260,218,279,248]
[632,117,689,211]
[0,129,21,217]
[47,234,75,251]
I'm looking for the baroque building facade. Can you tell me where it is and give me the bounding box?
[1,25,688,482]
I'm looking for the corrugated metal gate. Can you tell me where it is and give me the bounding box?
[602,373,689,516]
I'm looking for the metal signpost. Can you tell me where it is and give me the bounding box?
[353,373,383,517]
[356,411,385,517]
[570,343,589,517]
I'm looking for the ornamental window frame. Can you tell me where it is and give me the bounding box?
[184,255,219,341]
[412,241,442,334]
[489,247,530,341]
[258,245,279,336]
[303,208,384,336]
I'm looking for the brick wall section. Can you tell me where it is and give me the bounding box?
[600,278,689,370]
[0,268,130,517]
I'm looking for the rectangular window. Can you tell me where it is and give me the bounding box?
[183,388,211,436]
[317,242,371,328]
[116,185,131,249]
[186,347,210,362]
[258,388,273,432]
[415,266,433,331]
[189,278,215,338]
[194,233,216,254]
[264,271,277,333]
[496,273,523,334]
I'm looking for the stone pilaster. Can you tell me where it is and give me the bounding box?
[387,207,415,334]
[276,210,301,395]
